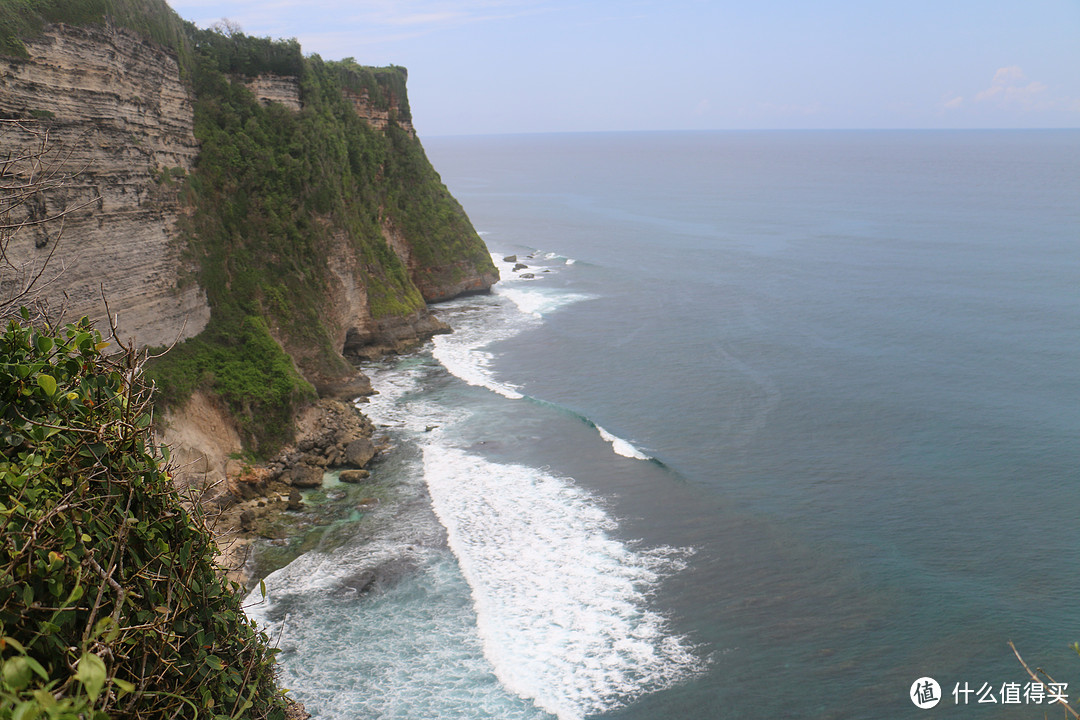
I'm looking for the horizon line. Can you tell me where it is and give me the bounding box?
[421,127,1080,139]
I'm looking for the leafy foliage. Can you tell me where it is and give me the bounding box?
[178,46,432,330]
[146,32,476,447]
[330,59,411,123]
[188,26,303,78]
[0,0,187,60]
[0,316,288,719]
[145,316,315,454]
[381,125,495,271]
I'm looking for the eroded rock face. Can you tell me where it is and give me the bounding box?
[341,87,415,136]
[296,226,450,374]
[0,23,208,346]
[158,389,243,494]
[413,262,501,303]
[342,309,451,361]
[379,214,499,304]
[244,74,302,111]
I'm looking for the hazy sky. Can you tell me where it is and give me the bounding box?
[164,0,1080,136]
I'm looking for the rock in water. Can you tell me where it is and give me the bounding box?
[339,469,371,484]
[290,466,324,488]
[344,438,376,467]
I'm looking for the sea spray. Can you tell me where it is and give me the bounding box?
[596,424,653,461]
[423,445,703,719]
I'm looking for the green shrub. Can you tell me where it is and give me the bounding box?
[0,314,288,719]
[145,316,316,456]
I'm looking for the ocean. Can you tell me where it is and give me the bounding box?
[248,130,1080,719]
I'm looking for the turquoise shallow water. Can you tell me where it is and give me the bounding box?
[256,130,1080,719]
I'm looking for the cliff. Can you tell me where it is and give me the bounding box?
[0,7,498,478]
[0,23,208,347]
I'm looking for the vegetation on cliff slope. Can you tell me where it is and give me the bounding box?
[146,32,437,454]
[0,62,288,720]
[0,0,187,60]
[167,22,494,455]
[2,1,497,455]
[0,316,288,719]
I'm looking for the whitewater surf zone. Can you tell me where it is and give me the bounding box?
[248,243,703,718]
[430,250,655,462]
[422,445,702,719]
[410,247,702,716]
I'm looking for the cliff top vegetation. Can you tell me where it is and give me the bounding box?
[0,0,185,60]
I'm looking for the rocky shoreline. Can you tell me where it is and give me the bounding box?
[207,396,388,587]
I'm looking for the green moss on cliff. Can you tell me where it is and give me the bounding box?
[147,25,482,453]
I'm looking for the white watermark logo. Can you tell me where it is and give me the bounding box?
[909,677,1069,708]
[911,677,942,709]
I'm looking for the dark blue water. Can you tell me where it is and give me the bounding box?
[256,130,1080,719]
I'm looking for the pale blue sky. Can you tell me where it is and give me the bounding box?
[165,0,1080,136]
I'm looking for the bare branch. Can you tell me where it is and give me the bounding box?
[1008,641,1080,719]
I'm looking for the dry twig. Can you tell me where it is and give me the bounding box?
[1009,640,1080,719]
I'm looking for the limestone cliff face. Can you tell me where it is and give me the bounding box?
[342,87,415,137]
[244,74,302,111]
[230,70,494,361]
[243,74,414,139]
[380,214,498,303]
[0,23,496,360]
[0,23,208,346]
[2,16,499,472]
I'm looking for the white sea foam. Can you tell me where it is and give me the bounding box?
[361,359,475,431]
[432,336,525,400]
[595,425,652,461]
[253,552,550,720]
[491,249,581,281]
[428,273,590,399]
[246,488,442,606]
[496,286,593,319]
[423,445,702,720]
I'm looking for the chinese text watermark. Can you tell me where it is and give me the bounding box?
[911,678,1068,709]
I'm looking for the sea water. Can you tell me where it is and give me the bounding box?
[250,130,1080,719]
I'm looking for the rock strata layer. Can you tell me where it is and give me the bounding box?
[342,87,415,136]
[1,23,208,346]
[244,73,302,111]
